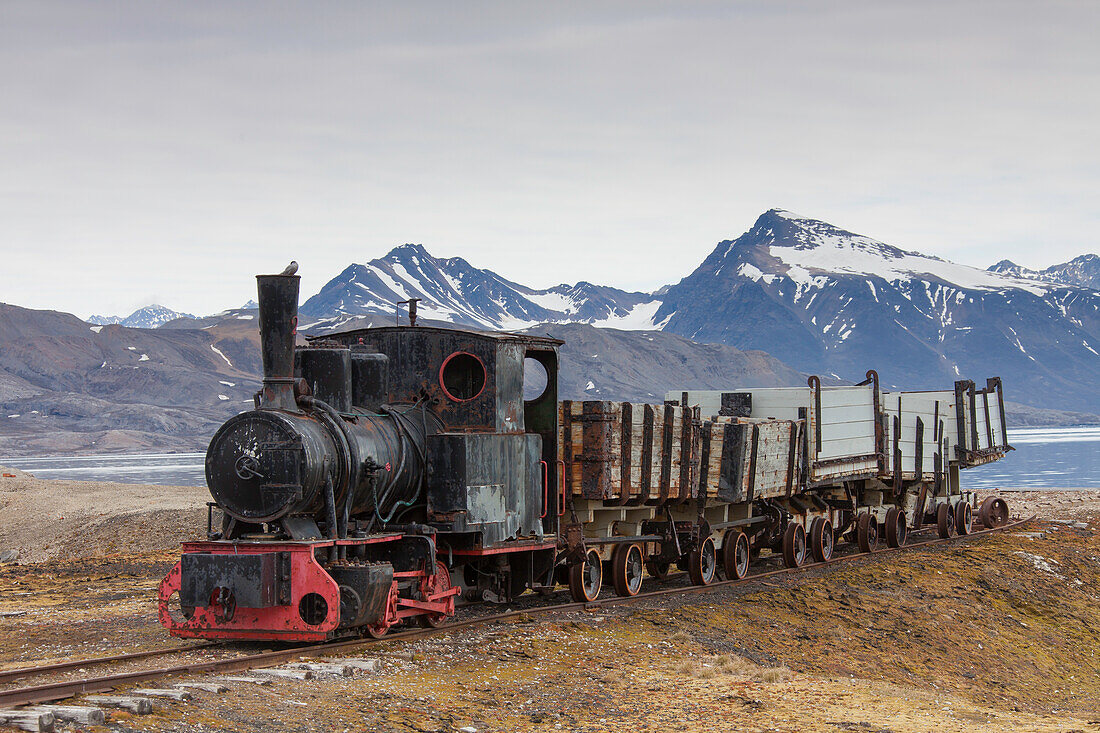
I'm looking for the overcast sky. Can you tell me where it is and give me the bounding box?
[1,1,1096,318]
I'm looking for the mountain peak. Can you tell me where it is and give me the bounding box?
[300,243,660,330]
[86,304,195,329]
[989,253,1100,290]
[385,243,431,259]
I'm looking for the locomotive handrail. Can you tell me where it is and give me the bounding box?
[556,459,566,516]
[539,460,549,519]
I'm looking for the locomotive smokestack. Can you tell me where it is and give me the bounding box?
[257,264,301,411]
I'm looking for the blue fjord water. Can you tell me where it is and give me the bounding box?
[1,426,1097,489]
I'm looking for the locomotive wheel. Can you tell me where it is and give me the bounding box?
[611,543,645,597]
[884,508,907,548]
[937,503,956,539]
[569,549,603,603]
[782,523,807,568]
[955,502,973,535]
[979,496,1009,528]
[687,537,717,586]
[418,560,453,628]
[722,531,751,579]
[809,518,833,562]
[856,513,878,553]
[645,559,672,580]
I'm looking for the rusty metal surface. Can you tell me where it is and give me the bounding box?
[580,401,614,500]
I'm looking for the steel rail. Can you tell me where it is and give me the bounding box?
[0,643,220,685]
[0,516,1032,709]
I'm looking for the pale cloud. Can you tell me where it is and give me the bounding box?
[0,1,1096,318]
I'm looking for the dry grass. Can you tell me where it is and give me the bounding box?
[670,654,763,679]
[754,667,790,683]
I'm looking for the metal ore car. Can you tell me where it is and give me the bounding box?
[158,264,1012,640]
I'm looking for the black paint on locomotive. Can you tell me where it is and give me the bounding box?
[205,268,563,557]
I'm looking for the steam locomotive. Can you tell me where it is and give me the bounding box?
[158,265,1011,641]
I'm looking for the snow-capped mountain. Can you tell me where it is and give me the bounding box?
[298,244,659,331]
[654,209,1100,411]
[87,305,196,329]
[274,211,1100,412]
[988,255,1100,291]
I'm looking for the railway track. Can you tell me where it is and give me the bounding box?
[0,516,1031,709]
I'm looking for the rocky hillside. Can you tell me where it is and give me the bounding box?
[0,300,813,455]
[0,304,261,455]
[524,322,805,402]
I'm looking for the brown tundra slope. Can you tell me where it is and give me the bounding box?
[0,485,1098,732]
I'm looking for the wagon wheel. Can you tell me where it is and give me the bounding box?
[782,523,807,568]
[687,537,717,586]
[884,507,907,548]
[979,496,1010,528]
[722,530,751,579]
[955,502,973,536]
[611,543,645,597]
[937,503,956,539]
[418,560,453,628]
[809,518,834,562]
[645,559,671,580]
[568,548,603,603]
[856,512,878,553]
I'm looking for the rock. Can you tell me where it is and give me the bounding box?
[0,549,19,564]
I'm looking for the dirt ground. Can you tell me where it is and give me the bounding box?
[0,467,208,563]
[2,476,1100,732]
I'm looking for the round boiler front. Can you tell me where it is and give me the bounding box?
[205,410,334,523]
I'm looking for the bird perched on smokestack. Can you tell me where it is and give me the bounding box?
[281,261,299,276]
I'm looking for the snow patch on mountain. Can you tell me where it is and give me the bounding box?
[762,210,1047,294]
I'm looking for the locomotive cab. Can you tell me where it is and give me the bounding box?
[320,325,564,545]
[319,326,564,602]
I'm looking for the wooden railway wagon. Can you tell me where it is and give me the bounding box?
[554,372,1011,603]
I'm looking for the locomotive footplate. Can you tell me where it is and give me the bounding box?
[158,535,458,642]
